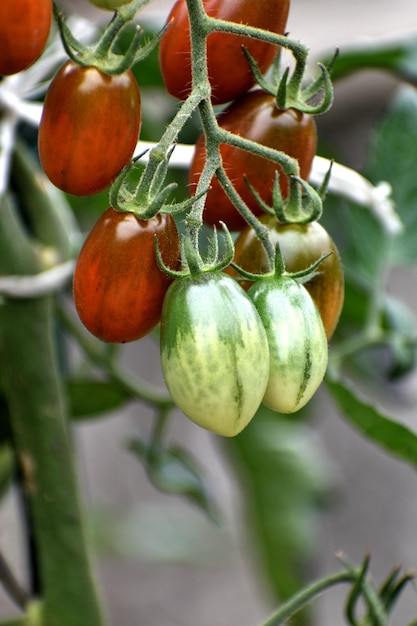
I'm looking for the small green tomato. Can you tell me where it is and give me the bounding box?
[160,272,270,437]
[248,275,328,413]
[88,0,132,10]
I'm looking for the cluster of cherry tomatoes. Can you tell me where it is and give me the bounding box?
[1,0,345,436]
[155,0,344,435]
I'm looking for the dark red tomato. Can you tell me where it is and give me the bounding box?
[227,216,344,339]
[159,0,290,104]
[0,0,52,75]
[38,61,141,196]
[188,90,317,231]
[73,207,180,343]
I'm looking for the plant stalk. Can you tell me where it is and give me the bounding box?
[0,295,106,626]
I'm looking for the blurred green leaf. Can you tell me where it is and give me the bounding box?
[66,190,108,231]
[382,296,417,379]
[129,439,219,522]
[67,380,132,420]
[342,203,389,287]
[325,34,417,83]
[225,405,332,624]
[319,192,388,290]
[326,374,417,470]
[0,444,14,498]
[115,26,165,89]
[366,85,417,265]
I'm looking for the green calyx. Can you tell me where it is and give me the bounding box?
[155,222,235,281]
[230,240,331,286]
[243,46,337,115]
[109,149,208,221]
[244,169,324,225]
[53,0,165,74]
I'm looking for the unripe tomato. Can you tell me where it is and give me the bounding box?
[0,0,52,76]
[88,0,132,9]
[73,207,180,343]
[248,276,328,413]
[159,0,290,104]
[160,272,270,437]
[189,90,317,231]
[38,61,141,196]
[227,216,344,339]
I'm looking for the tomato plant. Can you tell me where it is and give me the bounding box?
[6,1,417,624]
[159,0,290,104]
[38,61,141,196]
[228,216,344,339]
[0,0,52,76]
[248,275,328,413]
[160,272,270,437]
[189,90,317,231]
[73,207,180,343]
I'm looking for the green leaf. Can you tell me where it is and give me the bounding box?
[326,374,417,470]
[129,439,219,522]
[224,405,332,624]
[0,443,14,497]
[324,35,417,83]
[66,380,132,420]
[366,85,417,265]
[342,203,388,286]
[320,193,388,290]
[382,296,417,379]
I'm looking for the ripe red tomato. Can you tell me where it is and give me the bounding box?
[159,0,290,104]
[0,0,52,76]
[227,216,344,339]
[189,90,317,231]
[38,61,141,196]
[73,207,180,343]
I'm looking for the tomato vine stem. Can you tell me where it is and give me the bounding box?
[261,568,359,626]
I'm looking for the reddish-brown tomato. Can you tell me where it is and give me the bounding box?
[38,61,141,196]
[159,0,290,104]
[0,0,52,76]
[188,90,317,231]
[73,208,180,343]
[227,216,344,339]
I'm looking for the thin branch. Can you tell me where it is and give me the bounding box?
[0,549,30,611]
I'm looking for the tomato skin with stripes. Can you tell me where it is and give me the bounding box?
[73,207,179,343]
[38,61,141,196]
[248,275,328,413]
[160,272,270,437]
[188,91,317,231]
[227,217,344,339]
[159,0,290,104]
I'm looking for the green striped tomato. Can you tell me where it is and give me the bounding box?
[248,275,328,413]
[227,217,344,339]
[88,0,132,9]
[160,272,270,437]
